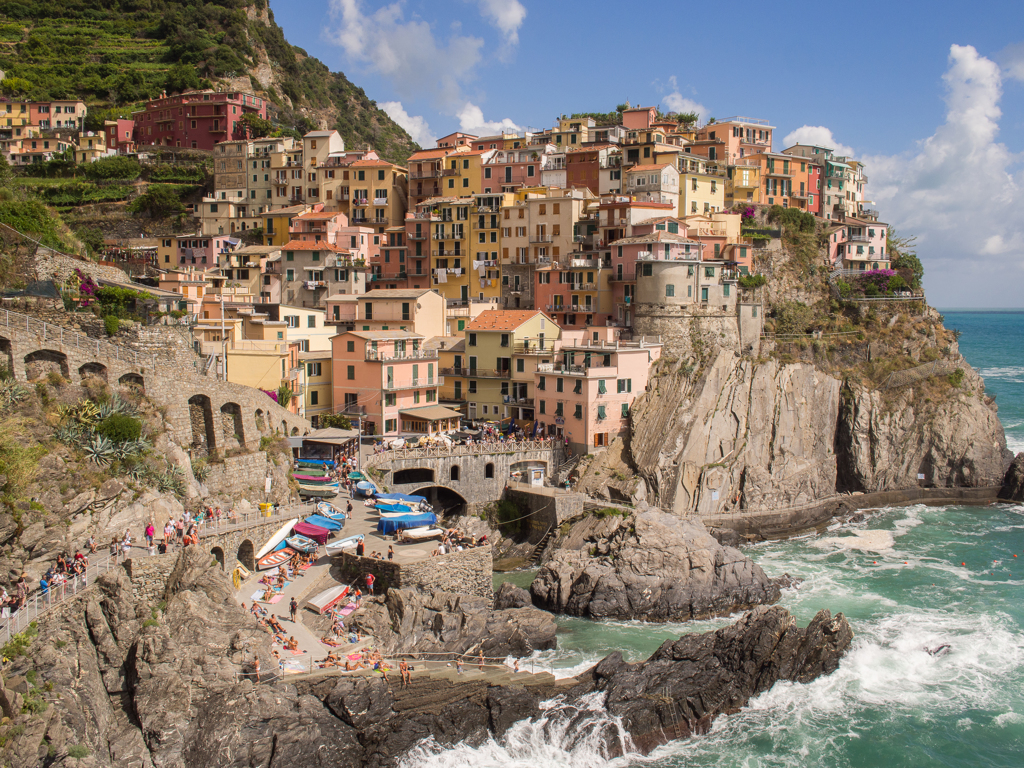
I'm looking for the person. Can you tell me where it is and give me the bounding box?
[513,659,520,674]
[356,537,365,557]
[387,545,394,562]
[365,572,375,595]
[145,523,155,550]
[379,664,390,685]
[456,658,463,674]
[354,588,362,606]
[399,659,411,688]
[110,536,120,562]
[478,650,484,672]
[86,535,96,554]
[289,597,298,622]
[254,656,261,683]
[285,636,299,651]
[346,500,353,516]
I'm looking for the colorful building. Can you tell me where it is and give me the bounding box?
[132,90,267,151]
[325,288,446,337]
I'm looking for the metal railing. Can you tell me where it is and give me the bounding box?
[439,366,511,379]
[1,308,158,369]
[367,438,556,465]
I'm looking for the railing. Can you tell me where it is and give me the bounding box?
[383,376,443,390]
[439,367,511,379]
[367,438,556,464]
[503,396,534,406]
[0,308,158,369]
[0,502,318,644]
[513,342,554,355]
[365,349,438,362]
[373,198,388,206]
[409,170,439,179]
[408,232,428,240]
[529,235,554,243]
[848,234,870,242]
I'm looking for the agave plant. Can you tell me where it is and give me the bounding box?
[0,380,29,409]
[61,399,100,426]
[54,423,85,446]
[82,434,115,466]
[109,394,139,417]
[123,437,151,457]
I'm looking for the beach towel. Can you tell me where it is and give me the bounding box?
[290,649,304,656]
[338,603,357,616]
[299,564,312,571]
[347,653,362,660]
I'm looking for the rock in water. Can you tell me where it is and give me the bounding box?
[531,509,783,621]
[999,452,1024,501]
[574,605,854,755]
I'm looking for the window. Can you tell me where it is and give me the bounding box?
[621,402,629,418]
[556,378,563,393]
[516,358,524,373]
[346,365,355,380]
[347,340,355,352]
[539,399,546,414]
[665,284,675,297]
[286,269,294,281]
[538,376,546,390]
[573,379,582,395]
[286,251,294,261]
[307,315,316,328]
[705,266,715,277]
[598,380,607,394]
[617,379,632,393]
[485,463,494,479]
[642,263,653,277]
[597,405,606,420]
[310,390,319,405]
[469,380,477,394]
[574,404,583,420]
[450,465,460,481]
[468,333,477,346]
[385,419,397,433]
[307,362,322,377]
[724,284,730,297]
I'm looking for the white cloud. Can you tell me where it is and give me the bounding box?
[661,76,707,120]
[380,101,436,146]
[862,44,1024,307]
[474,0,527,46]
[996,41,1024,81]
[329,0,484,110]
[782,126,855,157]
[456,102,521,136]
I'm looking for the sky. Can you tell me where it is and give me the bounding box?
[268,0,1024,308]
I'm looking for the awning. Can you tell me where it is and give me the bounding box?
[397,405,464,422]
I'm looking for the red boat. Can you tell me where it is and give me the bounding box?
[257,547,296,571]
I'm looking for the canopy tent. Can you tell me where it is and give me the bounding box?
[292,521,330,544]
[304,514,343,531]
[376,512,438,535]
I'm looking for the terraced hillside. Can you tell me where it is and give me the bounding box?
[0,0,420,163]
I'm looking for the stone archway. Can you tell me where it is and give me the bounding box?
[220,402,244,449]
[236,539,255,572]
[211,546,225,571]
[118,372,145,392]
[280,420,288,435]
[78,362,108,382]
[187,394,216,456]
[255,408,269,435]
[394,467,434,484]
[0,336,12,377]
[24,349,69,380]
[411,485,468,516]
[290,426,299,436]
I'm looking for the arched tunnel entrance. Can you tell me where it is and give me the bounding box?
[412,486,467,518]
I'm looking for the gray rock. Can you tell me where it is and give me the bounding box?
[492,581,531,610]
[999,452,1024,501]
[531,509,782,621]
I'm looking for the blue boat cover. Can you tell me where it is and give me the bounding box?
[376,513,438,535]
[304,514,343,531]
[376,493,428,504]
[376,503,413,514]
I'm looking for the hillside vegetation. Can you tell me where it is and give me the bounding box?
[0,0,419,163]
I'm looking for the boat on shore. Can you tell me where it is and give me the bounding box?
[285,535,318,554]
[256,546,295,571]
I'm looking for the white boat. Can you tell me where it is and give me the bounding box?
[308,584,349,614]
[254,518,299,560]
[400,526,444,541]
[325,536,362,555]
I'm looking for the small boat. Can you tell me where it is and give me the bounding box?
[299,459,335,468]
[354,481,375,498]
[399,526,444,541]
[376,502,413,514]
[304,514,343,531]
[317,501,340,517]
[294,473,334,483]
[348,471,365,481]
[299,483,340,497]
[285,535,319,554]
[257,546,296,570]
[377,512,438,535]
[325,535,363,555]
[308,584,350,614]
[254,518,299,560]
[293,521,331,544]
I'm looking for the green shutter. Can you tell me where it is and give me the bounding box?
[621,402,629,418]
[597,405,606,420]
[598,380,607,394]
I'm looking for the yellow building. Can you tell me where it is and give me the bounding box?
[440,309,560,426]
[726,160,762,206]
[263,204,309,247]
[677,154,726,217]
[427,196,502,304]
[299,349,333,426]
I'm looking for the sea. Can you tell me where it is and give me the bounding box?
[402,310,1024,768]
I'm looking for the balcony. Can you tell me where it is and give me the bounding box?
[409,211,440,221]
[408,232,428,240]
[290,225,326,234]
[529,235,554,243]
[432,250,462,257]
[340,193,350,200]
[608,272,636,282]
[439,367,511,379]
[373,198,388,206]
[439,168,459,177]
[513,342,554,355]
[410,169,440,179]
[503,396,534,406]
[303,280,327,290]
[570,258,600,269]
[366,349,438,362]
[474,204,500,213]
[383,376,444,391]
[848,234,870,243]
[352,198,369,207]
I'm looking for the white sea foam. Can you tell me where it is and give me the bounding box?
[817,529,895,552]
[977,366,1024,383]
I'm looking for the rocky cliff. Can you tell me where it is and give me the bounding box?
[1000,453,1024,501]
[531,509,784,621]
[0,548,852,767]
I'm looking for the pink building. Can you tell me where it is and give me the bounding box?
[289,210,347,244]
[175,233,239,268]
[608,229,706,327]
[132,90,267,151]
[535,329,662,454]
[694,117,774,163]
[331,330,459,436]
[828,218,889,270]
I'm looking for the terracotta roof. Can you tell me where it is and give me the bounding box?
[349,158,394,168]
[267,204,308,216]
[466,309,549,332]
[294,211,343,221]
[279,240,352,252]
[408,148,456,160]
[626,163,673,173]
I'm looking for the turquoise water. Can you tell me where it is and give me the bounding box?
[406,313,1024,767]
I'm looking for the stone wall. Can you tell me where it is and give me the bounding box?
[204,452,272,499]
[33,246,131,285]
[122,554,179,605]
[504,486,586,541]
[632,305,746,359]
[331,545,493,600]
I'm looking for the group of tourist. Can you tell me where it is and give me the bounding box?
[430,529,488,557]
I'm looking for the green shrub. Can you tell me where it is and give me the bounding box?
[772,301,816,335]
[887,274,908,292]
[948,368,965,388]
[67,745,90,759]
[738,274,767,290]
[127,185,185,218]
[103,315,119,336]
[95,413,142,443]
[46,371,64,388]
[82,155,141,181]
